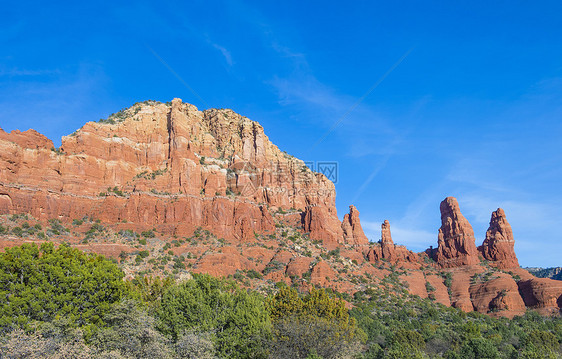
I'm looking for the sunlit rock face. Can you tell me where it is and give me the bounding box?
[434,197,480,268]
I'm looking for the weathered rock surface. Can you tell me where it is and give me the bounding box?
[517,277,562,315]
[434,197,480,268]
[310,260,338,286]
[286,257,314,278]
[341,205,369,246]
[381,220,395,259]
[425,274,451,306]
[469,273,526,318]
[302,205,343,246]
[0,99,336,242]
[480,208,519,269]
[365,220,419,264]
[1,99,560,318]
[193,246,253,277]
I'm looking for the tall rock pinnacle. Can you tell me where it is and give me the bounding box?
[341,205,369,246]
[434,197,480,267]
[480,208,519,269]
[381,220,395,259]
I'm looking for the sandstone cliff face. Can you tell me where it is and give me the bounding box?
[1,99,560,318]
[434,197,480,268]
[0,99,338,242]
[302,206,343,246]
[480,208,519,269]
[517,276,562,316]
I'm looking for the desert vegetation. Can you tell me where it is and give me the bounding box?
[0,243,561,358]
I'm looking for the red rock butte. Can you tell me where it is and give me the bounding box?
[0,98,561,317]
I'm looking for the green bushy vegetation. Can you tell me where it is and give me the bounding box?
[0,243,361,358]
[157,274,271,358]
[1,242,562,358]
[351,287,562,358]
[0,243,125,333]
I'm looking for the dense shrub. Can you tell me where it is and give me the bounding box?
[157,273,271,358]
[267,286,365,358]
[0,243,125,331]
[0,327,92,358]
[174,330,216,359]
[90,300,172,358]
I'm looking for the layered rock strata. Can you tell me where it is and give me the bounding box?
[480,208,518,269]
[1,99,560,318]
[341,205,369,246]
[0,99,340,242]
[434,197,480,267]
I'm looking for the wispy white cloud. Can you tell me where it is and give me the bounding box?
[445,157,517,194]
[391,226,436,251]
[211,43,233,66]
[271,42,307,67]
[350,155,391,203]
[269,73,349,112]
[460,193,562,236]
[0,68,61,77]
[360,220,382,243]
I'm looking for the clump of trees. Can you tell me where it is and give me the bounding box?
[157,274,271,358]
[0,244,363,358]
[351,287,562,358]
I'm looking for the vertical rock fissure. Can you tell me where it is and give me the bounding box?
[166,107,173,163]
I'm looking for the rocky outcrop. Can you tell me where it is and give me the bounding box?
[469,274,526,318]
[341,205,369,246]
[0,128,53,150]
[310,261,338,286]
[434,197,480,268]
[517,277,562,315]
[381,220,394,259]
[302,206,343,246]
[0,99,336,242]
[365,220,419,264]
[2,99,562,319]
[480,208,518,269]
[286,257,314,277]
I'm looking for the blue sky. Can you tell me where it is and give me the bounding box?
[2,1,562,266]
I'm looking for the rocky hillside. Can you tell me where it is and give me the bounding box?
[1,98,561,318]
[526,267,562,281]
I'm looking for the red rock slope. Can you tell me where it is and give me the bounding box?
[0,99,341,243]
[0,99,561,317]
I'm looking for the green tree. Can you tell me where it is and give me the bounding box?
[90,300,172,358]
[157,273,271,358]
[459,337,500,359]
[521,329,560,358]
[267,286,365,359]
[385,344,426,359]
[125,275,175,307]
[390,328,425,351]
[0,243,125,332]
